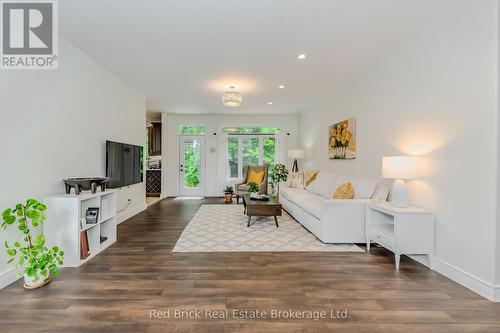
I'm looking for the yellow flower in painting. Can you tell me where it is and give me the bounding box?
[337,124,342,132]
[342,121,348,129]
[341,137,347,145]
[346,132,352,141]
[342,129,347,137]
[331,128,337,137]
[336,133,342,141]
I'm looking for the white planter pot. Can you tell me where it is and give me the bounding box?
[24,271,50,289]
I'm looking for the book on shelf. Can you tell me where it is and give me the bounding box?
[80,230,90,260]
[100,235,108,244]
[85,207,99,224]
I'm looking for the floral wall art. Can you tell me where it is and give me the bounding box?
[328,118,356,159]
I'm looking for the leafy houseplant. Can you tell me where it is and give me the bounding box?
[2,199,64,289]
[247,182,260,198]
[223,185,234,204]
[270,164,289,199]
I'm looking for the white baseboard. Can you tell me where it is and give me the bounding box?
[430,257,499,302]
[0,267,22,289]
[118,202,147,224]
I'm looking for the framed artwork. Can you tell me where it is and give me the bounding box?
[328,118,356,159]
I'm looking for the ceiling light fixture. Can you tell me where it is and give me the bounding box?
[279,85,285,89]
[298,54,306,60]
[222,86,242,107]
[268,102,273,105]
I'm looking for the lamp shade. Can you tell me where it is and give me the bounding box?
[288,149,304,159]
[382,156,420,180]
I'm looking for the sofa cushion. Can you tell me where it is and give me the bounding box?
[247,170,265,184]
[303,169,319,187]
[281,187,324,219]
[372,184,390,201]
[306,172,340,198]
[287,171,304,188]
[334,176,377,199]
[332,182,354,199]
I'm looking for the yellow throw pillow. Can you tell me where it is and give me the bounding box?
[303,169,319,187]
[332,182,354,199]
[247,170,265,184]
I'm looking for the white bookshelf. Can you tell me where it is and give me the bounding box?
[43,190,117,267]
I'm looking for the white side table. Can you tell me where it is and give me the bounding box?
[366,202,434,269]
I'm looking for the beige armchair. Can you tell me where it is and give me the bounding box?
[235,165,269,204]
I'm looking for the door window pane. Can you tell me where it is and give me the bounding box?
[228,137,239,178]
[242,138,259,169]
[184,140,200,188]
[263,137,276,166]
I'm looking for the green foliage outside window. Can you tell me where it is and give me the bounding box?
[184,142,201,188]
[180,126,206,135]
[223,127,279,135]
[226,128,278,178]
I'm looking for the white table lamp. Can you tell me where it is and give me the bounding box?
[288,149,304,172]
[382,156,420,208]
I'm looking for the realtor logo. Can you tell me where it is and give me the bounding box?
[1,0,58,69]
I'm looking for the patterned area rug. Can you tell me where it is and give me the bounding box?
[173,205,363,252]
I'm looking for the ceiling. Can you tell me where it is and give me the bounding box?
[60,0,449,115]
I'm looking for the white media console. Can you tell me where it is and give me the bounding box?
[43,190,117,267]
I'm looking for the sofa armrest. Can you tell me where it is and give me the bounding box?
[319,199,370,243]
[279,181,289,189]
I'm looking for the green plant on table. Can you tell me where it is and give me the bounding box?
[2,199,64,284]
[247,182,260,194]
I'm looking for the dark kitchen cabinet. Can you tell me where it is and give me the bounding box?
[148,123,162,156]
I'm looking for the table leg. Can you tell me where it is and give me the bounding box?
[274,216,279,228]
[395,254,401,269]
[247,215,251,227]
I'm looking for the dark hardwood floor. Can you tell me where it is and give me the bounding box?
[1,198,499,333]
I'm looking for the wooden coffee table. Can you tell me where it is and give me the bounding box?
[242,193,282,228]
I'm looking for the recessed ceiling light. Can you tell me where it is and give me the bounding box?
[279,85,285,89]
[268,102,273,105]
[298,54,306,60]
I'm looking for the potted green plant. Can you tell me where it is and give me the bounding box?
[247,182,260,198]
[2,199,64,289]
[223,185,234,203]
[270,164,289,200]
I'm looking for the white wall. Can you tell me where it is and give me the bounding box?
[299,1,499,299]
[496,0,500,289]
[0,39,147,288]
[163,114,299,197]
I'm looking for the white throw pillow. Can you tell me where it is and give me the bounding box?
[287,171,304,188]
[307,172,340,198]
[372,184,390,201]
[334,176,377,199]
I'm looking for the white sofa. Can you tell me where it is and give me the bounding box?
[279,172,389,244]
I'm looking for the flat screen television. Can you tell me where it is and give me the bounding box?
[106,141,143,189]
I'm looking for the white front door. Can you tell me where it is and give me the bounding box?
[179,136,205,197]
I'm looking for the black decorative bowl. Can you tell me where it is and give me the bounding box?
[63,177,108,195]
